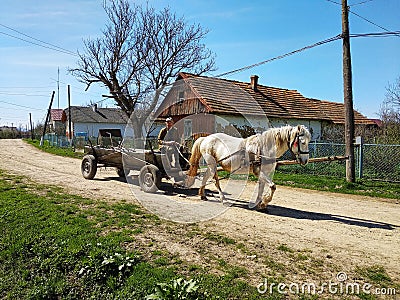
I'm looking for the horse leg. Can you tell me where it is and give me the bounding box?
[255,171,276,211]
[258,182,276,209]
[199,166,212,200]
[256,181,276,211]
[213,171,226,203]
[253,179,266,207]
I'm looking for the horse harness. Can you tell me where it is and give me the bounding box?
[216,148,270,173]
[216,131,309,171]
[287,131,309,159]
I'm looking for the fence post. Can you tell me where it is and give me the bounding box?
[355,136,363,179]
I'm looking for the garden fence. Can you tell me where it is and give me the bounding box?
[278,142,400,182]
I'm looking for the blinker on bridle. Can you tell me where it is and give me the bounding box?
[288,132,309,157]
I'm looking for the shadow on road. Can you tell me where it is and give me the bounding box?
[265,205,397,230]
[91,176,398,230]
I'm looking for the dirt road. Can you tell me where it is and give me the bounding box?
[0,139,399,284]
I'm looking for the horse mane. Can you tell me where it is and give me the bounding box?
[257,125,289,148]
[273,125,292,149]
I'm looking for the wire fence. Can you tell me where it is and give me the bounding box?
[278,142,400,182]
[38,134,400,183]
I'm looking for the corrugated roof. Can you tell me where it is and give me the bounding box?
[177,73,375,125]
[65,106,128,124]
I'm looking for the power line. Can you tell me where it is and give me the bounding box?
[215,30,399,78]
[0,92,49,97]
[215,35,342,78]
[326,0,374,6]
[349,0,374,7]
[350,31,400,38]
[325,0,399,37]
[0,26,78,56]
[0,86,53,89]
[349,10,400,37]
[326,0,340,5]
[0,100,46,111]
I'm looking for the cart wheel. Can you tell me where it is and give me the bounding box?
[138,165,161,193]
[81,155,97,179]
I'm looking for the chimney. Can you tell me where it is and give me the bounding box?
[92,103,98,112]
[250,75,259,91]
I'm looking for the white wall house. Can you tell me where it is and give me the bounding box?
[155,73,376,142]
[64,105,128,138]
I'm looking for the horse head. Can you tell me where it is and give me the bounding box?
[288,125,311,165]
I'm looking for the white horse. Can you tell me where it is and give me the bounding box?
[185,125,311,210]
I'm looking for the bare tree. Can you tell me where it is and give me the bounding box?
[384,76,400,110]
[378,77,400,143]
[69,0,215,138]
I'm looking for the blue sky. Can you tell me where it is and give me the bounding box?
[0,0,399,128]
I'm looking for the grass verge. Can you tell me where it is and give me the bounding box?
[24,139,84,159]
[0,170,272,299]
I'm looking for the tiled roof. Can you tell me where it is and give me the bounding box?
[309,99,376,125]
[178,73,375,125]
[50,109,64,121]
[65,106,129,124]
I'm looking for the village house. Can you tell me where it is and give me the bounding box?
[62,104,129,139]
[155,72,376,142]
[49,109,65,135]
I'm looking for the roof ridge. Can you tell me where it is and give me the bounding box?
[178,72,298,92]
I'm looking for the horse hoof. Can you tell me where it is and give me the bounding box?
[256,205,268,213]
[201,196,208,201]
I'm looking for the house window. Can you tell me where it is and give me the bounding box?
[184,119,192,138]
[178,91,184,103]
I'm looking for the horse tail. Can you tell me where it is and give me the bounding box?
[185,136,205,187]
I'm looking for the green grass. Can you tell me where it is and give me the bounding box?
[273,172,400,199]
[0,169,275,299]
[25,139,84,159]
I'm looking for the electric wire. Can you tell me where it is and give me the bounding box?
[349,11,400,37]
[325,0,399,37]
[215,30,399,78]
[215,35,343,77]
[0,100,47,111]
[0,23,77,56]
[0,31,78,56]
[349,0,375,7]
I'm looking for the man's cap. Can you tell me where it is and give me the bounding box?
[166,117,173,122]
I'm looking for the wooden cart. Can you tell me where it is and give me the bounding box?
[81,143,190,193]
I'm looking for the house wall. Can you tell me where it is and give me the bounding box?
[320,122,378,143]
[172,114,215,141]
[214,115,322,141]
[268,118,322,141]
[70,122,126,138]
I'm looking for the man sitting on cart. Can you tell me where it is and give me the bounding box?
[158,117,180,168]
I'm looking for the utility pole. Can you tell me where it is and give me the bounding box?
[67,85,72,146]
[40,91,55,146]
[29,113,34,140]
[342,0,355,183]
[57,67,60,109]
